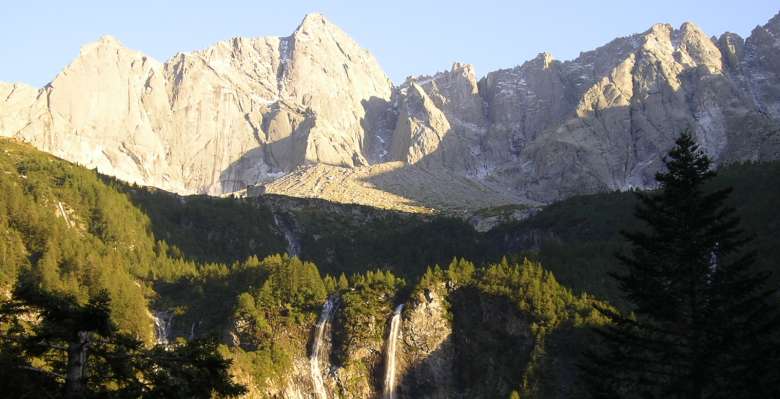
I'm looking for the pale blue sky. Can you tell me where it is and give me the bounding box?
[2,1,778,87]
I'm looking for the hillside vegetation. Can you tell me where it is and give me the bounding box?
[488,161,780,305]
[2,137,779,397]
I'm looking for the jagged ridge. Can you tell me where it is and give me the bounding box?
[2,11,780,209]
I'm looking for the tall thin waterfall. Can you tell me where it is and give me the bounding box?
[152,310,174,346]
[383,304,404,399]
[310,298,335,399]
[272,212,301,257]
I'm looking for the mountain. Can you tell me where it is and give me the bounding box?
[2,12,780,210]
[0,14,394,196]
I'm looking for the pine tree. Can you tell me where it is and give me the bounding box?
[583,131,780,398]
[337,273,349,291]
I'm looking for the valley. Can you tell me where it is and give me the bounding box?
[2,6,780,398]
[1,138,779,397]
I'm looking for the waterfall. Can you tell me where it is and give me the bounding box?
[57,201,73,228]
[188,320,198,340]
[383,304,404,399]
[310,298,335,399]
[272,212,301,257]
[152,310,174,346]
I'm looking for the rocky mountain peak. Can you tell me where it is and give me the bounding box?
[291,12,356,52]
[532,52,556,69]
[741,11,780,121]
[765,11,780,35]
[718,32,745,70]
[78,34,131,56]
[647,22,674,37]
[679,21,705,35]
[296,12,332,33]
[748,13,780,45]
[98,34,122,45]
[2,11,780,210]
[450,62,476,76]
[678,21,716,48]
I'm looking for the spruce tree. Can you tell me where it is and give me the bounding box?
[584,131,780,398]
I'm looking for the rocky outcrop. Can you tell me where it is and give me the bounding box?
[394,284,539,398]
[391,63,488,176]
[3,11,780,208]
[467,19,780,203]
[740,12,780,120]
[1,37,182,191]
[398,285,456,398]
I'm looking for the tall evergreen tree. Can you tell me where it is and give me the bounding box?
[583,131,780,398]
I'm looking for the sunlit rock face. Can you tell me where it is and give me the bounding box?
[0,14,393,195]
[2,12,780,207]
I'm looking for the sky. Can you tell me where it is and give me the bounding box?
[2,1,778,87]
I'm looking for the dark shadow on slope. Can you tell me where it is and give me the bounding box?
[217,146,267,193]
[114,168,489,278]
[286,200,484,278]
[360,97,397,164]
[151,264,270,341]
[353,60,780,300]
[396,285,604,399]
[218,119,309,194]
[396,336,457,398]
[532,320,597,398]
[449,287,534,397]
[118,185,288,264]
[397,287,534,398]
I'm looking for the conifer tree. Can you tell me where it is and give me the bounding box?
[584,131,780,398]
[337,273,349,291]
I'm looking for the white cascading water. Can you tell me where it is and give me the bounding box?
[383,304,404,399]
[310,298,335,399]
[272,212,301,257]
[188,321,197,340]
[152,310,174,346]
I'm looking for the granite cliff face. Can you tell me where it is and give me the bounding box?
[395,17,780,203]
[2,12,780,207]
[0,13,393,195]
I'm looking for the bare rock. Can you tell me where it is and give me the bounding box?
[3,12,780,209]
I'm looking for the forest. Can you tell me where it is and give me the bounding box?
[1,136,779,398]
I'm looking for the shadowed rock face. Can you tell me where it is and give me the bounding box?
[2,12,780,207]
[395,285,536,399]
[394,17,780,203]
